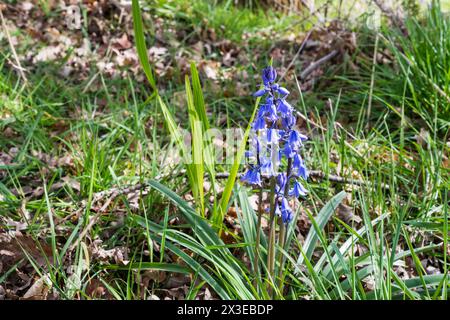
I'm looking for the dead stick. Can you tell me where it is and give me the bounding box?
[371,0,406,34]
[0,7,27,84]
[300,49,338,80]
[214,171,389,190]
[66,168,389,250]
[279,28,313,82]
[68,183,146,251]
[78,169,389,208]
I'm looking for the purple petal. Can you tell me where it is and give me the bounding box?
[253,88,267,97]
[277,87,290,95]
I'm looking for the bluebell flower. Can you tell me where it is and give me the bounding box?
[289,130,307,149]
[266,128,279,144]
[277,87,290,96]
[253,88,268,97]
[261,158,275,177]
[258,102,277,122]
[257,106,266,119]
[284,143,296,158]
[299,163,308,180]
[290,180,307,198]
[241,168,261,186]
[278,150,283,162]
[281,114,296,128]
[280,197,293,224]
[276,173,286,194]
[265,104,278,122]
[262,66,277,85]
[292,153,302,169]
[265,95,274,105]
[253,116,266,130]
[249,135,261,155]
[271,83,279,91]
[244,150,253,159]
[277,99,292,116]
[293,154,308,179]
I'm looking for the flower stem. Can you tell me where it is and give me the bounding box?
[276,158,292,292]
[277,222,286,292]
[253,187,263,289]
[266,176,277,297]
[252,130,263,289]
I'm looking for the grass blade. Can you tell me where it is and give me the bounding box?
[295,191,347,271]
[131,0,157,93]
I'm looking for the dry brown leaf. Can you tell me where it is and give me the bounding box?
[22,274,52,300]
[33,46,63,63]
[0,231,53,270]
[227,206,237,218]
[90,239,129,265]
[85,278,113,299]
[142,270,167,283]
[219,231,236,244]
[202,62,219,80]
[0,285,5,300]
[112,33,132,49]
[336,203,362,224]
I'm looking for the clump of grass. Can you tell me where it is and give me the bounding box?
[336,1,450,133]
[381,0,450,131]
[151,0,297,41]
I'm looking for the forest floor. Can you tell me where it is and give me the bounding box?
[0,0,449,300]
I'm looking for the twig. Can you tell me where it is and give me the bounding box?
[64,167,389,251]
[300,49,339,80]
[68,182,148,252]
[81,169,390,206]
[293,76,363,157]
[302,170,390,189]
[371,0,406,34]
[278,28,313,82]
[0,7,27,84]
[215,171,390,190]
[83,169,390,203]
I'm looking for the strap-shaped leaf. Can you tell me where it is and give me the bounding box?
[295,191,347,271]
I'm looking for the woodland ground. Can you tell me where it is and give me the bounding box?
[0,0,449,300]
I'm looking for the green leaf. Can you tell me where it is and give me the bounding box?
[131,0,157,93]
[190,62,209,132]
[131,180,256,299]
[104,262,191,274]
[217,90,262,229]
[236,186,268,271]
[185,75,205,215]
[189,62,219,222]
[295,191,347,271]
[156,95,196,201]
[144,180,228,257]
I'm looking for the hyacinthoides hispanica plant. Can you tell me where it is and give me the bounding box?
[242,65,308,296]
